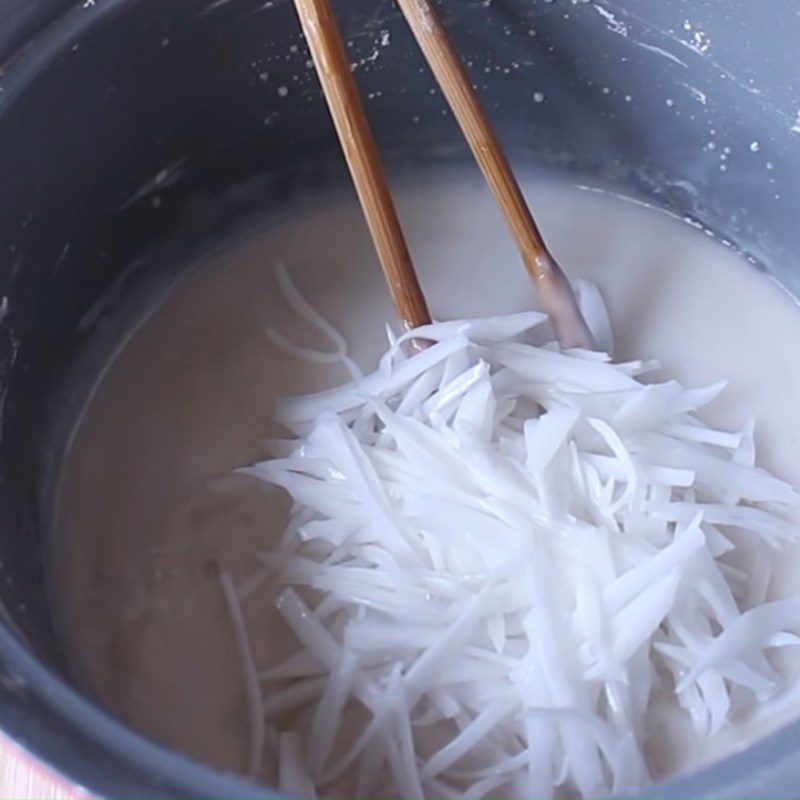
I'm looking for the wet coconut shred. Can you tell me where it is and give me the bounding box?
[54,173,800,798]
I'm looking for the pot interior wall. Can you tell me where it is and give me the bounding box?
[0,0,799,795]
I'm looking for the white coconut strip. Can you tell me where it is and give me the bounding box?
[237,567,272,603]
[423,361,490,418]
[321,665,404,785]
[585,453,695,488]
[404,587,496,706]
[308,416,421,562]
[274,335,469,422]
[309,649,359,773]
[663,422,743,449]
[279,732,318,797]
[263,676,328,716]
[485,343,639,392]
[453,376,497,440]
[603,515,705,613]
[276,588,343,669]
[636,436,800,504]
[396,311,548,347]
[574,278,614,354]
[272,263,355,364]
[259,651,325,682]
[397,364,445,417]
[392,688,425,799]
[678,599,800,689]
[265,328,347,365]
[524,407,580,475]
[220,573,265,778]
[648,502,795,540]
[585,569,682,680]
[463,773,512,800]
[588,418,638,513]
[422,699,516,779]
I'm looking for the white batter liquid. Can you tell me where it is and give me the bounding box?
[53,169,800,788]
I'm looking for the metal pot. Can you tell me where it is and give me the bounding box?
[0,0,798,796]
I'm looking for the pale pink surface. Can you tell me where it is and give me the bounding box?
[0,735,87,799]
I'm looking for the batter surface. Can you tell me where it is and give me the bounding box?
[53,169,800,784]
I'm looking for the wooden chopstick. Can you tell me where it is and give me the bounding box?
[292,0,431,331]
[394,0,595,349]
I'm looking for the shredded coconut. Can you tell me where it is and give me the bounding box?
[226,269,800,797]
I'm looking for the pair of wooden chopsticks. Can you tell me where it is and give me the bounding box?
[292,0,594,349]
